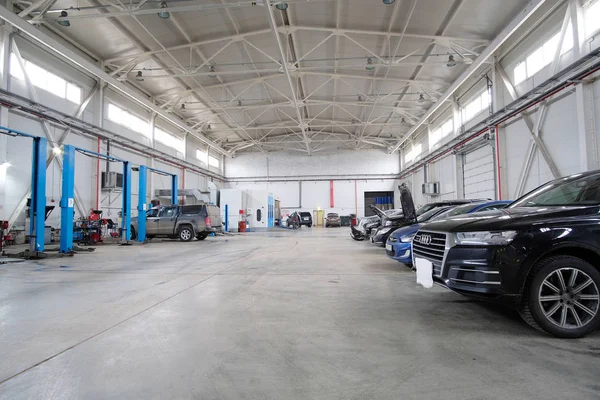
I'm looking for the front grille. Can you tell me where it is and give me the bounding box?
[412,231,447,276]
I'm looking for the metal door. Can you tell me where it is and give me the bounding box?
[463,145,496,200]
[158,206,178,234]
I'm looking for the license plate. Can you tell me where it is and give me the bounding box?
[304,218,309,220]
[385,243,392,251]
[415,257,434,289]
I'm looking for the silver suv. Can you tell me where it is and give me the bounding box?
[131,204,223,242]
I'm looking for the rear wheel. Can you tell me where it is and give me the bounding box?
[178,226,194,242]
[520,255,600,338]
[197,232,209,241]
[130,226,137,240]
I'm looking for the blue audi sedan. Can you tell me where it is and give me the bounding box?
[385,200,512,266]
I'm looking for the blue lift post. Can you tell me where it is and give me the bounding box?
[121,161,132,242]
[0,125,47,254]
[224,204,229,232]
[136,165,147,243]
[171,174,179,205]
[59,145,76,253]
[30,136,47,254]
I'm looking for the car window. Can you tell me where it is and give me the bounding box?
[476,204,506,212]
[417,207,447,222]
[146,208,159,217]
[511,174,600,207]
[327,213,338,217]
[160,206,177,217]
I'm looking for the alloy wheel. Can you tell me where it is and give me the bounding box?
[181,229,191,241]
[538,267,600,329]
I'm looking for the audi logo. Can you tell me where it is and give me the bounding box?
[418,234,432,245]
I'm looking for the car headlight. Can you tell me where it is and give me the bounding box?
[400,233,415,243]
[379,227,392,234]
[384,220,392,227]
[454,231,517,246]
[388,237,398,243]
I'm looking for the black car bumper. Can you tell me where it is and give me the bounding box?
[423,245,524,307]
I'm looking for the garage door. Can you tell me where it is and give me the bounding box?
[463,145,496,200]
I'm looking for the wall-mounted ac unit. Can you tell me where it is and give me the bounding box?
[101,171,123,190]
[422,182,440,195]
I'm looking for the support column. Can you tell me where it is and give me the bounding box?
[137,165,147,242]
[0,24,11,220]
[454,153,465,199]
[575,82,599,171]
[121,161,131,242]
[171,174,178,205]
[60,145,75,253]
[30,137,47,253]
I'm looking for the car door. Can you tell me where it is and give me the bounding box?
[158,206,178,235]
[145,208,160,235]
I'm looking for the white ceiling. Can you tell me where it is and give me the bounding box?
[18,0,531,154]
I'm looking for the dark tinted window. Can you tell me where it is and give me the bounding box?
[257,209,262,222]
[300,212,311,218]
[181,205,204,215]
[327,213,339,218]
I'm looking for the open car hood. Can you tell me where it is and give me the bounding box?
[398,184,417,224]
[368,204,386,218]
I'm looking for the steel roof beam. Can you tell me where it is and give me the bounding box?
[0,6,232,157]
[389,0,549,154]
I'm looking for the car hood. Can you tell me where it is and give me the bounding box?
[390,223,423,238]
[422,206,600,232]
[398,184,417,223]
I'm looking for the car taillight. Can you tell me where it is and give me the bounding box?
[205,217,211,226]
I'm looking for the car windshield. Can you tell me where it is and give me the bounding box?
[510,174,600,207]
[431,203,477,220]
[417,207,446,222]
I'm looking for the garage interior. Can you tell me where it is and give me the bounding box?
[1,0,600,398]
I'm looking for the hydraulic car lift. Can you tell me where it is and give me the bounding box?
[135,166,178,243]
[0,126,47,255]
[59,145,132,253]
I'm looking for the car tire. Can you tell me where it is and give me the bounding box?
[130,226,137,240]
[308,224,312,228]
[520,255,600,338]
[197,232,209,241]
[178,226,194,242]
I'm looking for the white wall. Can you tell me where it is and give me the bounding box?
[224,150,402,218]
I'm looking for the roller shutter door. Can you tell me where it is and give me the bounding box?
[463,145,496,200]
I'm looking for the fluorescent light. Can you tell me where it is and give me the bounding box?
[0,162,11,168]
[52,147,62,155]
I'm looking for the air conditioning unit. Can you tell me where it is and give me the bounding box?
[101,171,123,190]
[422,182,440,195]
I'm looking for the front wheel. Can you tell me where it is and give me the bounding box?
[520,255,600,338]
[178,226,194,242]
[130,226,137,240]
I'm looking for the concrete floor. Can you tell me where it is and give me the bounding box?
[0,228,599,400]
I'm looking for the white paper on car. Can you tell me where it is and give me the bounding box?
[415,257,434,289]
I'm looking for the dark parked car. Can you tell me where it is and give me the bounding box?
[326,213,341,227]
[299,212,313,227]
[413,171,600,338]
[286,212,301,229]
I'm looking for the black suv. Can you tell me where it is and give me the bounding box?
[412,171,600,338]
[299,212,313,227]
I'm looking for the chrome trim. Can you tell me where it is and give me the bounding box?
[412,229,449,278]
[450,267,500,275]
[449,277,502,285]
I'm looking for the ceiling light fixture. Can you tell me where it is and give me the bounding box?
[57,11,70,27]
[383,0,396,3]
[208,65,217,78]
[447,54,457,67]
[358,94,363,102]
[158,2,170,19]
[52,147,62,155]
[135,71,144,81]
[401,118,406,124]
[237,100,242,107]
[419,94,426,103]
[180,104,186,112]
[365,57,375,71]
[275,2,289,10]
